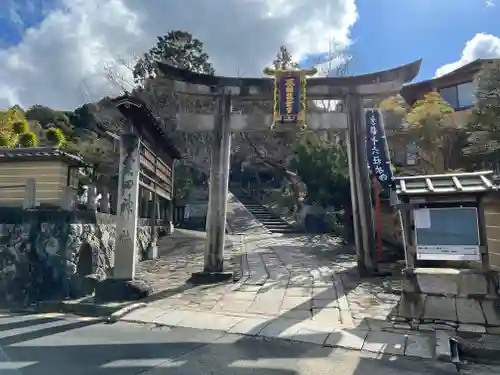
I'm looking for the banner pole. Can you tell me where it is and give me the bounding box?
[373,177,383,262]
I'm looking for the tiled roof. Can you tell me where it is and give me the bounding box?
[0,147,87,166]
[395,170,496,195]
[110,95,181,160]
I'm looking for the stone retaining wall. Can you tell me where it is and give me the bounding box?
[395,268,500,333]
[0,208,158,306]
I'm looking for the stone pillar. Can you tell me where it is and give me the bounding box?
[110,191,117,215]
[22,178,36,209]
[139,190,147,218]
[146,188,159,260]
[61,186,76,210]
[345,105,362,260]
[169,160,176,234]
[86,184,98,211]
[114,132,141,280]
[167,200,174,234]
[193,89,233,281]
[100,186,110,213]
[346,95,377,276]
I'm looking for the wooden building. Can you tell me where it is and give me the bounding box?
[111,95,181,225]
[0,147,86,207]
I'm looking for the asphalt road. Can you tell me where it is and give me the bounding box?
[0,312,471,375]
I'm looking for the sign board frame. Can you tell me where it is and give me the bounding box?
[413,206,481,261]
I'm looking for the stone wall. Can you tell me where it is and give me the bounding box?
[483,197,500,271]
[397,268,500,331]
[0,208,157,307]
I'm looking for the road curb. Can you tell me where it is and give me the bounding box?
[36,299,130,318]
[108,303,148,323]
[111,315,443,360]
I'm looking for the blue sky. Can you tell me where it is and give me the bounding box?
[302,0,500,80]
[0,0,54,48]
[0,0,498,80]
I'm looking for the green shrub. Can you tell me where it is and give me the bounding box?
[0,132,11,147]
[45,127,65,147]
[18,132,38,147]
[12,121,29,134]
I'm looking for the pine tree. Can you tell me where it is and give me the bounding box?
[272,46,300,70]
[470,60,500,138]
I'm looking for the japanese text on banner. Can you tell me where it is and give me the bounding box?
[365,109,395,187]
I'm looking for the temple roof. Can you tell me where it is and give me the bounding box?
[0,147,87,166]
[395,170,496,196]
[110,95,181,159]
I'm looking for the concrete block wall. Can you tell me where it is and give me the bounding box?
[484,198,500,271]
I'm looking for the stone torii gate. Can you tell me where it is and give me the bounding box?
[157,59,421,280]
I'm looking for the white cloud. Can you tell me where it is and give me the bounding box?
[434,33,500,77]
[0,0,358,110]
[485,0,496,8]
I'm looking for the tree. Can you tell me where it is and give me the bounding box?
[77,30,217,196]
[45,127,66,148]
[271,45,300,70]
[18,132,38,147]
[0,106,39,148]
[470,60,500,137]
[379,93,468,173]
[405,92,469,173]
[378,95,412,167]
[130,30,216,182]
[25,105,74,136]
[133,30,215,84]
[466,60,500,165]
[291,134,350,208]
[378,95,409,131]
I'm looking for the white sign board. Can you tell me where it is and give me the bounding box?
[413,207,481,261]
[414,208,431,229]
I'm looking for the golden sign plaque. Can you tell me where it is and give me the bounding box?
[263,67,317,130]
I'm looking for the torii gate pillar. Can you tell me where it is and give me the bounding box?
[199,89,233,278]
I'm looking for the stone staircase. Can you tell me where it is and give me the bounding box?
[230,188,299,234]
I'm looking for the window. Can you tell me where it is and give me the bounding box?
[439,86,458,108]
[438,81,476,110]
[457,81,475,107]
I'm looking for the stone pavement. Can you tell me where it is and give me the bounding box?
[135,229,244,291]
[0,312,463,375]
[119,230,444,360]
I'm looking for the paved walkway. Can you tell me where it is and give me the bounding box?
[120,230,442,360]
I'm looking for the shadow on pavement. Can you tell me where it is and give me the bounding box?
[130,228,403,353]
[135,229,243,302]
[0,315,457,375]
[233,234,401,338]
